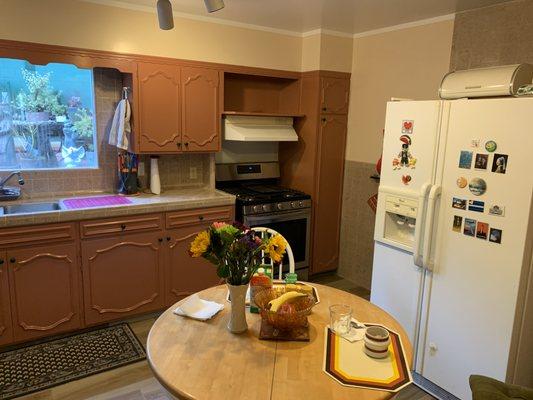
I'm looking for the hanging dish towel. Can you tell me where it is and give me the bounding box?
[108,98,131,150]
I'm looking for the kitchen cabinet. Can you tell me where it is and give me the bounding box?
[0,254,13,346]
[312,115,348,273]
[165,207,233,305]
[320,77,350,114]
[81,230,165,325]
[181,66,221,152]
[138,62,181,152]
[7,243,82,342]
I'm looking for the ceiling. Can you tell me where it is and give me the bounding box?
[92,0,513,35]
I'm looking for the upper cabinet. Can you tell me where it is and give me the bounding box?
[181,67,221,152]
[138,62,181,152]
[320,77,350,114]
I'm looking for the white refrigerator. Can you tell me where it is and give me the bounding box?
[371,98,533,400]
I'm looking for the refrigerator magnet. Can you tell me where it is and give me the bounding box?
[491,154,508,174]
[485,140,497,153]
[452,197,467,210]
[476,222,489,240]
[469,178,487,196]
[401,175,412,185]
[488,204,505,217]
[393,135,416,170]
[474,154,489,170]
[402,120,414,134]
[468,200,485,213]
[452,215,463,232]
[456,177,467,188]
[464,218,476,236]
[459,151,473,169]
[489,228,502,244]
[471,139,480,148]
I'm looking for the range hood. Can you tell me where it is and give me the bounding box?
[223,115,298,142]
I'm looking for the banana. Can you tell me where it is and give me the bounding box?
[268,291,306,312]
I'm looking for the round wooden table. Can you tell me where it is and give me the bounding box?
[147,283,412,400]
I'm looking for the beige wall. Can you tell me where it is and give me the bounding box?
[301,33,353,73]
[0,0,302,71]
[345,19,455,163]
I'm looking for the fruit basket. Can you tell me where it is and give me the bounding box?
[254,287,316,330]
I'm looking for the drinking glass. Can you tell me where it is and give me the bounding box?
[329,304,352,335]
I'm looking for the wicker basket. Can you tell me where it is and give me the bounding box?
[253,287,315,330]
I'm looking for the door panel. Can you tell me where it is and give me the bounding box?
[312,115,347,273]
[138,62,181,152]
[320,77,350,114]
[8,244,81,342]
[0,253,13,346]
[181,67,220,152]
[82,232,165,325]
[421,98,533,399]
[166,224,224,305]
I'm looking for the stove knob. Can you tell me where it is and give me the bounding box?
[299,201,304,207]
[277,203,283,210]
[252,205,259,213]
[290,201,296,208]
[262,204,269,212]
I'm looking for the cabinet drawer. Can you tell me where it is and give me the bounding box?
[80,214,163,238]
[0,223,76,247]
[166,206,233,229]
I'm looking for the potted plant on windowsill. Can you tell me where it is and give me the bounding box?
[16,70,66,122]
[189,222,286,333]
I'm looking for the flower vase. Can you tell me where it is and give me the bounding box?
[226,283,248,333]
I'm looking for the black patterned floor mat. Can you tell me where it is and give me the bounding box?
[0,323,146,399]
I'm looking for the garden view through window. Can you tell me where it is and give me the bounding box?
[0,58,98,170]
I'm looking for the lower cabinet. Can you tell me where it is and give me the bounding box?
[0,255,13,346]
[81,231,165,325]
[7,243,82,342]
[165,224,222,305]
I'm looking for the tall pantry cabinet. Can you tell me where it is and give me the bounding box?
[280,71,350,275]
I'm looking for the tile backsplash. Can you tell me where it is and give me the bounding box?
[4,68,212,199]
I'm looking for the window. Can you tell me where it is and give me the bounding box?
[0,58,98,170]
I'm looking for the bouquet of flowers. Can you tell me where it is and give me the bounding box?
[189,222,287,286]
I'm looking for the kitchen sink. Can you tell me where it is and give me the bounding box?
[0,202,61,215]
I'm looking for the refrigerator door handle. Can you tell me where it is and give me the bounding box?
[422,184,442,271]
[413,182,432,267]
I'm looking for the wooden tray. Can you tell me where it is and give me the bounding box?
[259,319,310,341]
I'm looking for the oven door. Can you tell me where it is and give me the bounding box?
[243,209,311,277]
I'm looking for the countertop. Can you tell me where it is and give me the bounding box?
[0,187,235,228]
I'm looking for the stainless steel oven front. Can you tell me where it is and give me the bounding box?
[243,208,311,280]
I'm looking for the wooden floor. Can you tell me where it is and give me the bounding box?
[18,274,435,400]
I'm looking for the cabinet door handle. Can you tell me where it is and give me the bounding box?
[0,259,3,265]
[9,258,16,263]
[198,215,204,221]
[166,236,171,241]
[184,142,189,147]
[321,117,327,123]
[158,238,163,243]
[322,107,327,111]
[121,224,126,231]
[177,142,182,148]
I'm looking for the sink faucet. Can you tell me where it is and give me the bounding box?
[0,171,25,189]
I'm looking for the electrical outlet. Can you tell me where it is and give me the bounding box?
[189,167,197,180]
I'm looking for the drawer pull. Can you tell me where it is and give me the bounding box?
[0,259,3,265]
[9,258,16,263]
[198,215,204,221]
[166,236,171,241]
[121,224,126,231]
[158,238,163,243]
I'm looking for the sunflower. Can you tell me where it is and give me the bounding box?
[265,234,287,263]
[189,231,211,257]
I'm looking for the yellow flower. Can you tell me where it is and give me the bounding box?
[265,234,287,263]
[189,231,210,257]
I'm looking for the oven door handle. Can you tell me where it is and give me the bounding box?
[244,210,311,224]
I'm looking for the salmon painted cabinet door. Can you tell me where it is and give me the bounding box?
[180,67,221,152]
[81,232,165,325]
[7,244,82,342]
[0,252,13,346]
[312,115,348,274]
[320,77,350,115]
[138,62,181,152]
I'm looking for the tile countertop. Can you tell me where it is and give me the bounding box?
[0,188,236,228]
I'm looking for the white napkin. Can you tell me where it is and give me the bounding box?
[330,318,367,343]
[173,294,224,321]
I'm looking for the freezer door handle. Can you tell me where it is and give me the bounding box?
[422,184,442,271]
[413,182,431,267]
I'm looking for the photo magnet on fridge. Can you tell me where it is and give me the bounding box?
[468,200,485,213]
[489,228,502,244]
[453,216,463,232]
[464,218,476,236]
[456,177,467,188]
[402,120,414,134]
[476,222,489,240]
[492,154,508,174]
[459,151,473,169]
[469,177,487,196]
[452,197,467,210]
[488,204,505,217]
[474,154,489,170]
